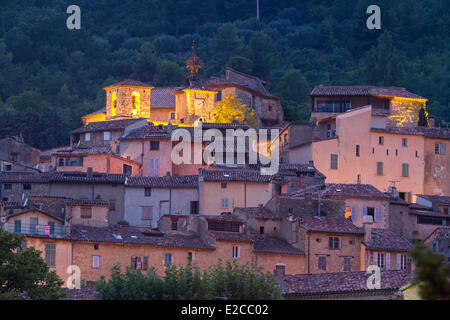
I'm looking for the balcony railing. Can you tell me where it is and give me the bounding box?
[6,223,66,237]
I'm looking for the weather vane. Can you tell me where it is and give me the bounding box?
[185,40,205,86]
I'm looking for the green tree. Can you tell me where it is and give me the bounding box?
[247,32,277,80]
[409,241,450,300]
[227,55,253,74]
[153,60,185,87]
[418,106,428,127]
[0,229,64,300]
[134,42,159,83]
[364,48,378,85]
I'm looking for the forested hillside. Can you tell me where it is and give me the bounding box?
[0,0,448,149]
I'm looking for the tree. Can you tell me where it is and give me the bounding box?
[0,229,64,299]
[227,56,253,74]
[153,60,185,86]
[214,94,258,127]
[409,241,450,299]
[364,48,378,85]
[96,259,283,300]
[418,106,428,127]
[134,42,159,83]
[247,32,277,80]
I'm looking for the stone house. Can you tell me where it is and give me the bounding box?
[0,136,41,169]
[424,227,450,264]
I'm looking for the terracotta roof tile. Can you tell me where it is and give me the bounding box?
[66,199,110,206]
[150,87,183,109]
[209,231,253,242]
[282,270,413,297]
[311,85,425,100]
[70,225,213,249]
[252,236,304,255]
[200,169,273,183]
[71,119,146,134]
[121,123,172,140]
[202,214,245,223]
[416,194,450,206]
[289,183,388,200]
[127,175,198,188]
[371,127,450,140]
[103,79,153,89]
[364,229,412,251]
[234,207,280,220]
[299,216,365,235]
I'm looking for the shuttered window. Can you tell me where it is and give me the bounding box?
[92,256,100,268]
[149,159,160,176]
[330,154,338,169]
[402,163,409,177]
[232,246,240,259]
[318,256,326,270]
[48,221,55,235]
[14,220,21,233]
[164,253,172,265]
[376,162,383,175]
[45,243,56,267]
[190,201,199,214]
[343,257,352,272]
[81,207,92,219]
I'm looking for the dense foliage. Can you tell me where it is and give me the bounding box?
[0,0,448,149]
[409,241,450,300]
[0,229,64,300]
[96,259,283,300]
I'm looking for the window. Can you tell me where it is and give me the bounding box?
[366,207,375,220]
[149,158,159,176]
[45,243,56,267]
[376,162,383,175]
[402,163,409,177]
[221,198,229,208]
[48,221,55,235]
[343,257,352,271]
[141,206,153,223]
[329,237,339,249]
[81,207,92,219]
[221,183,227,188]
[376,252,385,269]
[232,246,240,259]
[208,222,240,232]
[5,164,12,171]
[104,131,110,141]
[123,164,132,176]
[402,138,407,147]
[216,90,222,102]
[318,256,327,270]
[435,166,441,178]
[58,158,65,167]
[444,207,449,215]
[316,101,350,112]
[356,145,360,157]
[379,136,384,145]
[357,174,361,184]
[170,112,176,120]
[259,226,264,234]
[345,206,352,220]
[14,220,21,233]
[109,200,116,211]
[92,256,100,269]
[131,256,148,270]
[399,254,407,270]
[330,154,338,169]
[190,201,199,214]
[4,183,12,190]
[386,149,389,156]
[23,184,31,190]
[150,141,160,150]
[145,188,151,197]
[416,151,419,158]
[435,143,446,155]
[85,133,91,142]
[30,217,38,234]
[187,252,194,264]
[417,216,444,225]
[164,253,172,265]
[171,219,178,231]
[396,149,398,156]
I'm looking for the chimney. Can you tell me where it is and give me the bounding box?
[391,186,398,199]
[428,116,435,128]
[273,265,285,282]
[87,167,93,178]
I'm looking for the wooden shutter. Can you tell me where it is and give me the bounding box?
[377,162,383,175]
[396,253,401,270]
[373,252,378,265]
[363,206,367,217]
[143,256,148,270]
[351,206,357,222]
[407,192,412,203]
[375,207,381,222]
[14,220,21,233]
[402,163,409,177]
[48,221,55,235]
[386,253,391,270]
[131,256,137,269]
[441,143,446,155]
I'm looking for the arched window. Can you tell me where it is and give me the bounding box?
[131,92,140,116]
[111,91,117,116]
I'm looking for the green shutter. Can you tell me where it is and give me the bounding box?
[377,162,383,175]
[14,220,21,233]
[331,154,338,169]
[48,221,55,235]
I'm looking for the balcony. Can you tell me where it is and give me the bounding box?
[6,223,66,238]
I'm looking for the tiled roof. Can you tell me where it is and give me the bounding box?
[53,145,111,155]
[127,175,198,188]
[234,207,280,220]
[282,270,413,297]
[0,172,51,183]
[299,216,365,235]
[252,236,304,255]
[200,169,273,183]
[384,193,410,205]
[103,79,153,89]
[424,226,450,243]
[310,85,426,100]
[288,183,388,200]
[371,127,450,140]
[71,119,146,134]
[66,199,110,206]
[209,231,253,242]
[7,208,65,223]
[0,201,22,209]
[416,194,450,206]
[50,172,127,184]
[364,229,412,252]
[278,163,326,179]
[121,123,172,140]
[70,225,214,249]
[202,214,245,223]
[408,208,450,218]
[150,87,183,109]
[82,108,106,117]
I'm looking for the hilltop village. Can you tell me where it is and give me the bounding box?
[0,51,449,299]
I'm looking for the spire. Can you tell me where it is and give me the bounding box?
[185,40,205,87]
